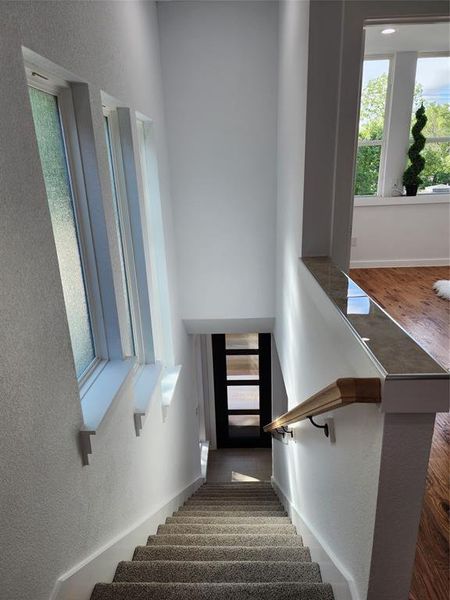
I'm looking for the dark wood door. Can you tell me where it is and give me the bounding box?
[212,333,271,448]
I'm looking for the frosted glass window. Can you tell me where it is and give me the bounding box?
[29,86,95,377]
[104,115,135,356]
[227,385,259,410]
[226,355,259,380]
[225,333,258,350]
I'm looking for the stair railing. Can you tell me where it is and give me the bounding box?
[264,378,381,435]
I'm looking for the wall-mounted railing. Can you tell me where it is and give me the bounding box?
[263,377,381,433]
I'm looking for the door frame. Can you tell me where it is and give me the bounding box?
[212,333,272,448]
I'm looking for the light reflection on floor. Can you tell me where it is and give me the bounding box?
[206,448,272,482]
[231,471,261,482]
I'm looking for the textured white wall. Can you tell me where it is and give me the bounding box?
[0,3,201,599]
[273,3,385,598]
[158,1,278,322]
[351,199,450,267]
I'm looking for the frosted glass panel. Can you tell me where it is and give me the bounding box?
[29,87,95,377]
[226,355,259,380]
[225,333,258,350]
[104,116,135,356]
[227,386,259,410]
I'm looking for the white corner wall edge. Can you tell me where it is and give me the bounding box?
[350,258,450,269]
[50,476,203,600]
[271,477,357,600]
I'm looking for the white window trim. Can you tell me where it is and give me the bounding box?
[26,68,108,380]
[135,116,182,416]
[135,117,175,366]
[103,106,143,362]
[354,193,450,207]
[26,62,147,463]
[26,56,179,460]
[104,101,184,437]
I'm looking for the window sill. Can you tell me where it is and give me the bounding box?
[161,365,182,410]
[133,361,163,436]
[79,359,182,463]
[354,193,450,207]
[79,357,137,465]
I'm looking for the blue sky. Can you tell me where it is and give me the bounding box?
[362,56,450,105]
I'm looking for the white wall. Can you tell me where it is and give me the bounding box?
[274,2,386,598]
[158,1,278,323]
[351,197,450,267]
[272,266,384,600]
[0,3,201,599]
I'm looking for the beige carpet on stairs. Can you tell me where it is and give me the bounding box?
[90,482,334,599]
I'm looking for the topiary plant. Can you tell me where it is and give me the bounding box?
[403,104,427,195]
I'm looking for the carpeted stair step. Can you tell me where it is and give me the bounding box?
[191,497,278,502]
[90,481,334,600]
[196,490,274,494]
[113,560,321,583]
[186,497,280,502]
[188,494,279,502]
[91,582,334,600]
[157,523,296,535]
[133,545,312,562]
[146,534,303,546]
[179,504,284,511]
[166,515,291,524]
[194,488,275,493]
[183,498,281,510]
[200,483,272,487]
[173,509,288,517]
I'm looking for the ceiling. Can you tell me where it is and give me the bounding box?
[364,21,450,55]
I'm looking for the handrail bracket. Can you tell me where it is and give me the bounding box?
[273,426,294,439]
[308,416,329,438]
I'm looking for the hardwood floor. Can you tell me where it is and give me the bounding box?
[351,266,449,369]
[350,266,449,600]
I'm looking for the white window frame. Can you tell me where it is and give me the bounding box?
[26,50,171,460]
[26,67,109,387]
[26,63,149,463]
[355,55,393,197]
[135,117,174,367]
[103,105,144,362]
[135,116,181,412]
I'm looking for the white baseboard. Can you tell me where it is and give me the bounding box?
[271,477,358,600]
[50,476,203,600]
[350,258,450,269]
[200,440,210,479]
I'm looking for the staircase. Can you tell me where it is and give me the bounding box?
[91,482,334,599]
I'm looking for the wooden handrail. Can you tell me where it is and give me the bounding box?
[263,378,381,432]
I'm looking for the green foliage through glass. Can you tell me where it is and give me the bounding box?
[354,61,389,195]
[354,145,382,195]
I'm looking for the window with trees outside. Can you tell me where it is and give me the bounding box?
[354,59,390,196]
[412,56,450,191]
[355,54,450,197]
